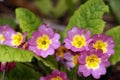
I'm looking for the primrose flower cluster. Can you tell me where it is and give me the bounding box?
[0,24,115,79]
[28,25,114,79]
[55,27,114,79]
[0,24,61,72]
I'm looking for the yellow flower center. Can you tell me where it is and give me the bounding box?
[36,35,51,50]
[0,34,5,43]
[12,32,23,46]
[72,35,86,48]
[93,40,107,53]
[51,76,62,80]
[73,55,79,65]
[86,54,101,69]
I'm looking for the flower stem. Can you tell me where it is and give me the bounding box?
[2,69,5,80]
[1,63,7,80]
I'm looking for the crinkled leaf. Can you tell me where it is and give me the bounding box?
[106,26,120,65]
[0,18,16,29]
[0,63,40,80]
[35,56,58,70]
[16,8,41,38]
[65,0,108,37]
[0,45,34,62]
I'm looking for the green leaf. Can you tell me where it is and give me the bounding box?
[0,63,40,80]
[68,66,79,80]
[34,0,53,16]
[16,8,41,38]
[34,0,78,18]
[0,44,57,69]
[0,18,16,29]
[109,0,120,24]
[0,45,35,62]
[52,0,78,18]
[65,0,108,37]
[106,26,120,65]
[35,56,58,70]
[66,0,76,15]
[38,61,52,74]
[52,0,68,18]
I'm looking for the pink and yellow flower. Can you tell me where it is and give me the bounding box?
[28,24,60,58]
[0,25,26,47]
[91,34,115,56]
[78,50,110,79]
[40,70,69,80]
[0,25,15,44]
[64,27,92,52]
